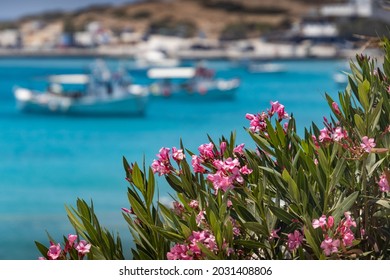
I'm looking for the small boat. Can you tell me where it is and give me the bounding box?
[247,63,287,74]
[132,50,180,70]
[147,66,240,99]
[14,63,149,116]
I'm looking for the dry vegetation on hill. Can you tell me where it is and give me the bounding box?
[3,0,350,39]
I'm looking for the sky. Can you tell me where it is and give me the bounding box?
[0,0,138,21]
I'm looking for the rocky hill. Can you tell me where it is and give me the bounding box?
[2,0,348,39]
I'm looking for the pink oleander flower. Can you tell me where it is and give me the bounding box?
[167,244,192,260]
[319,128,332,143]
[314,158,319,165]
[38,257,46,260]
[157,147,170,162]
[173,201,185,216]
[198,142,215,160]
[121,207,133,214]
[361,136,376,152]
[172,147,185,162]
[207,171,234,193]
[343,211,357,228]
[287,230,303,252]
[321,237,340,256]
[47,242,62,260]
[239,165,252,175]
[222,157,240,171]
[151,159,171,176]
[335,212,356,247]
[269,101,289,120]
[191,155,206,173]
[67,234,78,246]
[188,231,217,257]
[378,173,389,192]
[342,231,355,247]
[312,135,320,148]
[245,113,267,133]
[189,200,199,209]
[196,210,205,226]
[332,102,341,115]
[312,215,327,229]
[269,228,281,240]
[220,142,227,155]
[332,127,347,141]
[283,122,289,133]
[75,240,91,256]
[65,234,78,252]
[227,199,233,208]
[233,143,245,155]
[327,216,334,229]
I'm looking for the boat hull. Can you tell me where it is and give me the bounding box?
[14,88,148,116]
[149,78,240,100]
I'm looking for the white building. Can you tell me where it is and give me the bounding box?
[321,0,373,17]
[74,32,95,47]
[0,29,20,48]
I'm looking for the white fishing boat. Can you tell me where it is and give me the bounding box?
[147,66,240,99]
[133,50,180,70]
[14,65,149,116]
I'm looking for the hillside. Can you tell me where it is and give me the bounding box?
[3,0,346,39]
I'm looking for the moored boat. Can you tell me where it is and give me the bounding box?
[147,66,240,99]
[14,64,149,116]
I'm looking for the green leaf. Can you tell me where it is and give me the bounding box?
[282,169,300,203]
[196,242,219,260]
[123,156,131,179]
[35,241,49,258]
[131,163,145,193]
[354,114,365,135]
[146,167,155,207]
[244,222,269,237]
[153,227,184,243]
[234,204,257,222]
[128,195,150,225]
[234,240,270,250]
[376,199,390,209]
[269,205,298,224]
[303,227,322,259]
[358,79,370,111]
[331,191,359,220]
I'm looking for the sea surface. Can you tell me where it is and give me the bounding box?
[0,56,348,259]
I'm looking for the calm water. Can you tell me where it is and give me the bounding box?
[0,57,347,259]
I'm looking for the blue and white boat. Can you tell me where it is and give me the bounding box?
[147,66,240,99]
[14,64,149,116]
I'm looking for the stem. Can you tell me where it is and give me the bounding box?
[361,158,368,252]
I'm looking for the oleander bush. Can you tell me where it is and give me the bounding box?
[36,38,390,260]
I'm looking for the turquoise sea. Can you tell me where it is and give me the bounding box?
[0,57,348,259]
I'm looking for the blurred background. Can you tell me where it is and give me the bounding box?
[0,0,389,259]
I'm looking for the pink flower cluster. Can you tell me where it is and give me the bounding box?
[167,230,217,260]
[151,147,185,176]
[190,142,252,194]
[245,101,289,133]
[287,230,304,252]
[312,212,356,256]
[378,172,389,192]
[207,157,252,193]
[316,126,348,144]
[43,234,91,260]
